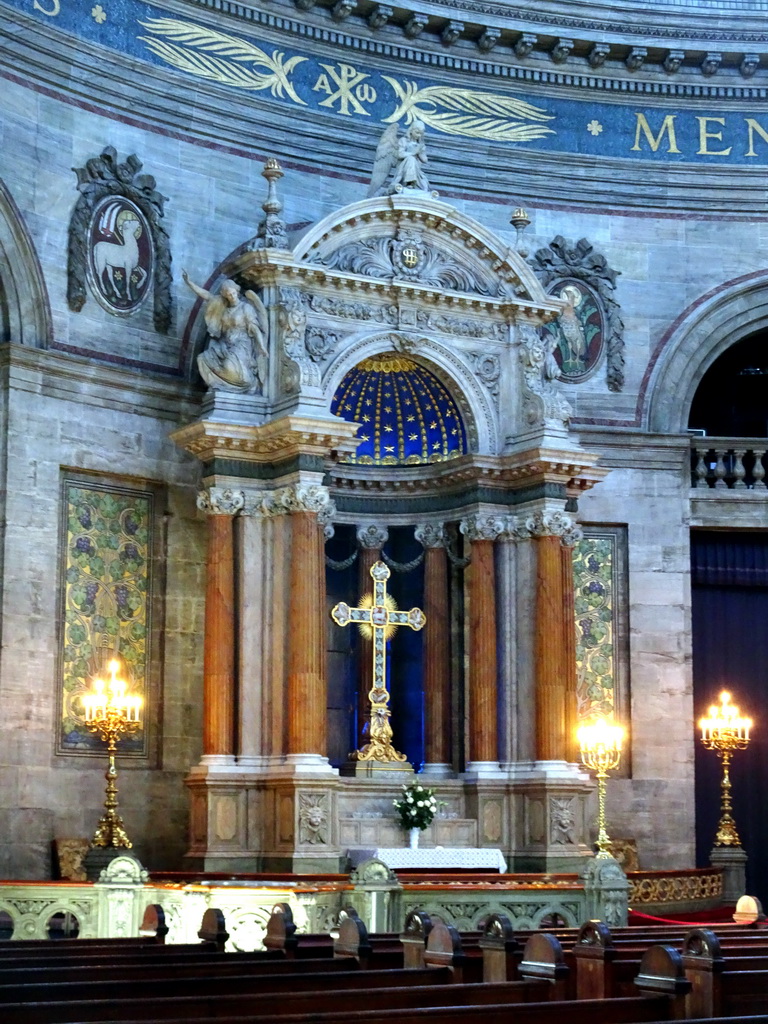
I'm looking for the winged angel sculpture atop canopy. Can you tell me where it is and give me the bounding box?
[367,121,431,198]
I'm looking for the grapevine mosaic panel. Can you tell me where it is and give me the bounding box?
[573,528,629,734]
[58,478,154,754]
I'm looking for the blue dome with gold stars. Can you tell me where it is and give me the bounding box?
[331,354,468,466]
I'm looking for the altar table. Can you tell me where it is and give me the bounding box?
[348,846,508,872]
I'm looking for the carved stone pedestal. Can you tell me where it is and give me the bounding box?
[582,854,629,926]
[340,760,414,779]
[710,845,747,903]
[507,761,593,873]
[185,767,344,873]
[185,766,263,873]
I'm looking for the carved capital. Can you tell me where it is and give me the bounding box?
[197,487,245,516]
[524,510,578,540]
[460,514,505,543]
[247,485,336,524]
[357,523,389,549]
[414,523,447,549]
[283,484,336,521]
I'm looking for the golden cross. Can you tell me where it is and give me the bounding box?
[331,560,426,763]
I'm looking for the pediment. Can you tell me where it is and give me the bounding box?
[292,194,552,307]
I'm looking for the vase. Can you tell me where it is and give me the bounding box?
[409,827,420,849]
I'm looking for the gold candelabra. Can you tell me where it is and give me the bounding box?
[699,690,752,847]
[81,659,142,849]
[578,718,624,859]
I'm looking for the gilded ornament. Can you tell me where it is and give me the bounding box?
[331,560,425,764]
[383,78,555,143]
[138,19,307,105]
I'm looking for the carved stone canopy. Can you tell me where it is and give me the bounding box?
[234,193,562,325]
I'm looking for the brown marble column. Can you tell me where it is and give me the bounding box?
[531,512,581,762]
[197,488,244,760]
[355,524,388,748]
[415,524,451,773]
[461,515,504,772]
[285,486,334,764]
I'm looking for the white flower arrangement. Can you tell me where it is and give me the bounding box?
[393,782,439,831]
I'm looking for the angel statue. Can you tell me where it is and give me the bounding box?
[182,271,269,394]
[367,121,431,198]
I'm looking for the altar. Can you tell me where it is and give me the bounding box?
[348,847,508,872]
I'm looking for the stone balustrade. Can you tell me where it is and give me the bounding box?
[691,438,768,490]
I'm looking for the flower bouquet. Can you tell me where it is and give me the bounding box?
[393,782,438,832]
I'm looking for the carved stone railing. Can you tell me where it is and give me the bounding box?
[691,438,768,490]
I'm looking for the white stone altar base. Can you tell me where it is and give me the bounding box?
[348,846,508,872]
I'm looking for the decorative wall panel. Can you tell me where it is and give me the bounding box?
[58,475,160,756]
[573,527,629,740]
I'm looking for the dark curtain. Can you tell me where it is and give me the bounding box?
[692,531,768,905]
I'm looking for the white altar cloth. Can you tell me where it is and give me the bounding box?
[348,847,507,872]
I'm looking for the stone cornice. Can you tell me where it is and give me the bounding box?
[185,0,768,86]
[170,414,361,463]
[327,445,608,495]
[0,343,199,423]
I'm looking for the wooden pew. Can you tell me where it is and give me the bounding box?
[0,966,457,1023]
[262,902,334,960]
[400,909,433,968]
[682,927,768,1017]
[334,907,403,969]
[423,919,483,984]
[0,945,689,1024]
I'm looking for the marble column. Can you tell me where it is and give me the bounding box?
[460,515,505,776]
[285,485,336,772]
[237,507,290,768]
[355,524,388,748]
[529,511,582,762]
[415,523,451,776]
[197,487,244,763]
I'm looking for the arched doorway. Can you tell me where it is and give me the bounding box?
[687,325,768,905]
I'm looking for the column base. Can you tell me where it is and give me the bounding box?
[420,763,453,778]
[464,761,505,780]
[283,754,338,776]
[199,754,237,769]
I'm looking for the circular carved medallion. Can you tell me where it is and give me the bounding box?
[87,196,154,315]
[545,278,605,383]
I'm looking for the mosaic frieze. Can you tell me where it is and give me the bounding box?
[14,0,768,164]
